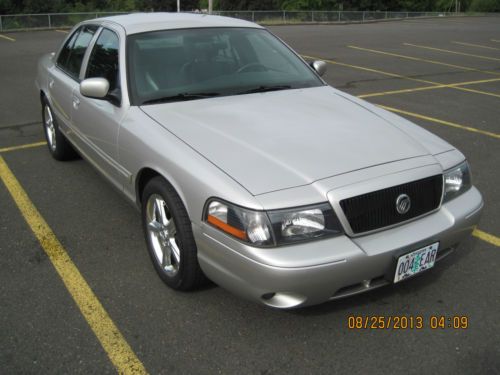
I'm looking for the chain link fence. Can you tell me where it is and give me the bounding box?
[0,10,472,32]
[0,12,127,32]
[214,10,461,24]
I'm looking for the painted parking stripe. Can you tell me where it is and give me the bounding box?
[0,156,148,374]
[377,104,500,140]
[0,141,46,153]
[452,41,500,51]
[358,85,446,98]
[359,77,500,99]
[302,54,500,99]
[491,39,500,43]
[347,45,500,76]
[302,54,413,80]
[473,229,500,247]
[439,84,500,99]
[0,34,15,42]
[55,29,69,34]
[403,42,500,62]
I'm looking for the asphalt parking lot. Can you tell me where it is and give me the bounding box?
[0,16,499,374]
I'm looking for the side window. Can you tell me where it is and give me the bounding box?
[57,29,80,70]
[85,29,120,93]
[57,25,98,80]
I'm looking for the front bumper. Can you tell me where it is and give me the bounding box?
[194,186,483,308]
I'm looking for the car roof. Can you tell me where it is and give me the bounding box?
[98,12,263,35]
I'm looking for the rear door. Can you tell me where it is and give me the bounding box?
[49,24,98,137]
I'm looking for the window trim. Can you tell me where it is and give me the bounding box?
[78,25,102,81]
[83,26,122,106]
[84,27,120,81]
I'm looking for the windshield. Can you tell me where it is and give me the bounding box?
[127,27,324,105]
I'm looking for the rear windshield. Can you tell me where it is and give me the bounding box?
[126,27,323,105]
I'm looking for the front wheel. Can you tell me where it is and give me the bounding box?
[141,176,205,291]
[42,98,78,161]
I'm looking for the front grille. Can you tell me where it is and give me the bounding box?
[339,175,443,234]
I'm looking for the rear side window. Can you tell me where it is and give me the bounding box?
[57,25,98,80]
[86,29,120,92]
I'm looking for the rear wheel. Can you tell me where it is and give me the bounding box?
[141,176,205,290]
[42,98,78,161]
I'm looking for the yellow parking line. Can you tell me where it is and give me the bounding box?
[377,105,500,140]
[0,34,15,42]
[452,41,500,51]
[0,156,148,374]
[489,39,500,43]
[358,85,443,98]
[0,141,46,154]
[455,85,500,99]
[363,86,500,99]
[347,45,500,76]
[403,42,500,62]
[473,229,500,247]
[358,77,500,99]
[55,29,69,34]
[303,55,410,80]
[303,54,500,99]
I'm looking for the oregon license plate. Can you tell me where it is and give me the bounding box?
[394,242,439,283]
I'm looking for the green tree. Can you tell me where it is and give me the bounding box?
[469,0,500,11]
[217,0,281,10]
[0,0,13,13]
[281,0,339,10]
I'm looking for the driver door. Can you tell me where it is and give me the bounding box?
[71,27,128,190]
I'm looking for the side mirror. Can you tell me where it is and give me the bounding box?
[80,78,109,99]
[310,60,327,77]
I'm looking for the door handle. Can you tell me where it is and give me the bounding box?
[49,79,54,89]
[72,96,80,109]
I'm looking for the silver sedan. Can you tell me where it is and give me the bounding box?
[35,13,483,308]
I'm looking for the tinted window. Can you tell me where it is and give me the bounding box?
[127,28,323,105]
[86,29,120,93]
[57,25,98,79]
[57,29,80,70]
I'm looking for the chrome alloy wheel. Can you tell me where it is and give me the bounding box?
[146,194,181,276]
[44,105,57,152]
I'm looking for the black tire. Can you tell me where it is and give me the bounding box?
[41,97,78,161]
[141,176,205,291]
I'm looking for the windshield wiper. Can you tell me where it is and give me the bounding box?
[236,85,292,95]
[141,92,220,105]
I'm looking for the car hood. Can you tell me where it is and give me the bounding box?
[141,86,451,195]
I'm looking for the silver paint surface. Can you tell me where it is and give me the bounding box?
[35,13,483,308]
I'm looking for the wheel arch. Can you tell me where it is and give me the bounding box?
[40,90,47,104]
[136,167,161,206]
[135,167,190,214]
[40,90,53,109]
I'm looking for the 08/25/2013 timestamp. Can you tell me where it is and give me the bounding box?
[347,315,469,330]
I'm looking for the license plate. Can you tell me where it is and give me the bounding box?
[394,242,439,283]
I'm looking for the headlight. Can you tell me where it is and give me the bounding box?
[267,203,342,245]
[204,200,342,247]
[443,161,471,203]
[205,200,273,246]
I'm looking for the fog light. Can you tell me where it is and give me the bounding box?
[260,292,307,308]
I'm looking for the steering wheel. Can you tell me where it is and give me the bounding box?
[236,63,268,74]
